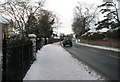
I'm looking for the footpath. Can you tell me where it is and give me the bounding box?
[23,43,104,80]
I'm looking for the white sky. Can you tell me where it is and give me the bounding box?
[0,0,103,35]
[45,0,103,34]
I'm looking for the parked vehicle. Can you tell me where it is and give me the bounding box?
[63,37,72,47]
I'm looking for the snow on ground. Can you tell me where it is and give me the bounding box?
[23,43,105,80]
[76,42,120,52]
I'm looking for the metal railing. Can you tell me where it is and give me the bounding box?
[2,39,34,81]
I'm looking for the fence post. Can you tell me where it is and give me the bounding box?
[28,34,37,61]
[21,42,23,82]
[2,34,7,82]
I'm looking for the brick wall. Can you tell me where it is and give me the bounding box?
[80,39,120,48]
[0,24,2,43]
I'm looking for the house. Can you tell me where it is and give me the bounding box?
[0,19,13,40]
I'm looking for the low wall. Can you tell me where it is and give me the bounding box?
[80,39,120,48]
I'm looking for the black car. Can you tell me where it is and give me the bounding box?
[63,37,72,47]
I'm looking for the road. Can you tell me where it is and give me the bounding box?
[63,42,120,80]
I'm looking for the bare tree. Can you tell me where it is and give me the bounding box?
[72,2,99,38]
[0,0,45,38]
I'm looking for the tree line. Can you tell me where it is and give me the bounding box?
[72,1,120,40]
[0,0,58,41]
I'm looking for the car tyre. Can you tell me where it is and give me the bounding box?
[63,44,65,47]
[70,43,72,47]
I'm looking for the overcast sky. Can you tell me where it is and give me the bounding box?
[0,0,103,35]
[45,0,103,34]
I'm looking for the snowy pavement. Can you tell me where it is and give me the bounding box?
[23,43,105,80]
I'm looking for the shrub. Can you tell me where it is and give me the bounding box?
[81,32,105,40]
[81,32,91,40]
[106,28,120,39]
[89,32,105,40]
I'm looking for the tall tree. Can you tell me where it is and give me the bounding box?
[96,0,120,30]
[72,2,98,38]
[25,13,38,35]
[37,10,55,38]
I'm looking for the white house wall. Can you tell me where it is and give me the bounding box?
[118,0,120,21]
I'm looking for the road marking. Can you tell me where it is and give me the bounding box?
[105,54,120,59]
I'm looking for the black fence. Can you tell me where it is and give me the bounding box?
[2,39,34,81]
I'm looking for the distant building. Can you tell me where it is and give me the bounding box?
[0,19,13,40]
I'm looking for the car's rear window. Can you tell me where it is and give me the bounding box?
[64,37,71,40]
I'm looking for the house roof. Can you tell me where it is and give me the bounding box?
[0,19,10,24]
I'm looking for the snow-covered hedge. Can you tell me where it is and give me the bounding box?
[81,32,105,40]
